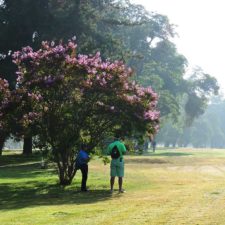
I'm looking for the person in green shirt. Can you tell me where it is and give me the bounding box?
[107,136,127,193]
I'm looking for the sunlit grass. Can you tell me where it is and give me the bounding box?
[1,148,225,224]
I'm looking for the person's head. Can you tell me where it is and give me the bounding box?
[114,134,120,140]
[80,143,87,151]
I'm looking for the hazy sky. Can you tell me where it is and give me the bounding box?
[130,0,225,93]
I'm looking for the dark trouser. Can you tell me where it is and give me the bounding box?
[79,164,88,191]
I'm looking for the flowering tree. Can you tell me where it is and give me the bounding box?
[12,39,160,185]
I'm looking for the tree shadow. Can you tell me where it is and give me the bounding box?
[0,159,118,210]
[0,153,41,167]
[0,154,122,210]
[126,158,169,164]
[0,163,56,179]
[151,152,193,157]
[0,181,118,211]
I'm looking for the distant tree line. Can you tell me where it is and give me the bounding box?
[156,96,225,148]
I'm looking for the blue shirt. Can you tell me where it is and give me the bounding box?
[76,150,89,166]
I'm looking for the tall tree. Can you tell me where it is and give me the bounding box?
[0,78,11,154]
[0,0,54,153]
[184,67,219,124]
[0,0,53,85]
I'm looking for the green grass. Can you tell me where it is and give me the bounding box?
[1,148,225,224]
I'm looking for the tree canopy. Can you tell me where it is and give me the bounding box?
[9,39,159,184]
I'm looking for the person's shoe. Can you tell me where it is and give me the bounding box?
[110,189,114,194]
[119,189,126,193]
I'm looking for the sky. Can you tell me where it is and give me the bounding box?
[130,0,225,93]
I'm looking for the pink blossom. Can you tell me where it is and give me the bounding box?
[143,110,160,120]
[99,78,107,86]
[123,83,129,90]
[136,87,145,96]
[124,95,141,103]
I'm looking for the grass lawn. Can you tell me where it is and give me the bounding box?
[1,148,225,225]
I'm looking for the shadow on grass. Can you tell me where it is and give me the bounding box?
[0,156,115,210]
[149,152,193,157]
[0,181,115,211]
[0,163,55,179]
[126,158,169,164]
[0,153,122,210]
[0,153,41,167]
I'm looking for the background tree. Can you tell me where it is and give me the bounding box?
[184,67,219,124]
[0,0,54,153]
[0,78,11,155]
[0,0,53,85]
[157,95,225,148]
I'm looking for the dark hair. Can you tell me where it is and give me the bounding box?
[81,143,87,150]
[114,134,120,139]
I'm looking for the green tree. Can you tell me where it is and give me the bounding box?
[184,67,219,124]
[0,0,53,85]
[0,78,11,154]
[0,0,55,154]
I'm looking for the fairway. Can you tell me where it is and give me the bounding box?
[1,149,225,225]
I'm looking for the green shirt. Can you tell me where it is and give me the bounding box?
[107,140,126,159]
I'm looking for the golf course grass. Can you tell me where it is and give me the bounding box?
[1,148,225,225]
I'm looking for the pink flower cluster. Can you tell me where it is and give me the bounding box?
[0,78,9,89]
[144,110,160,121]
[12,40,132,91]
[12,40,77,74]
[0,78,10,110]
[11,39,160,135]
[124,95,141,103]
[28,92,43,101]
[22,112,41,126]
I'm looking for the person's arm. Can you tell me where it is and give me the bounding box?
[121,142,126,155]
[107,144,112,155]
[85,152,90,162]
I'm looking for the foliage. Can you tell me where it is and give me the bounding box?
[184,67,219,124]
[12,39,160,184]
[0,78,11,153]
[0,0,53,86]
[0,0,220,153]
[0,0,144,84]
[1,0,218,124]
[0,78,10,134]
[0,78,37,154]
[157,96,225,148]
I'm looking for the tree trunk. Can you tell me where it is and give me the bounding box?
[0,135,6,156]
[56,152,77,185]
[23,136,32,155]
[58,164,77,185]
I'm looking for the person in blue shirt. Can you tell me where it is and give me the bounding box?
[75,143,90,192]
